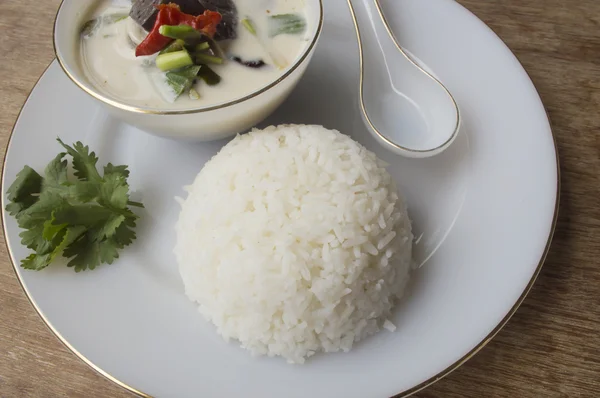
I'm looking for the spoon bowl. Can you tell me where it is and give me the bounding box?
[348,0,460,158]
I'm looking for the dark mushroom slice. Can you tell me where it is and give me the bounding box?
[232,56,267,69]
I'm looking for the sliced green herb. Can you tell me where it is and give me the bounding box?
[189,88,200,100]
[165,73,191,98]
[159,39,186,55]
[113,15,128,23]
[165,65,201,98]
[5,139,142,272]
[195,53,224,65]
[81,19,100,38]
[159,24,203,42]
[268,14,307,37]
[242,18,257,36]
[198,65,221,86]
[81,13,129,38]
[156,49,194,71]
[194,42,211,52]
[207,38,226,59]
[170,65,201,80]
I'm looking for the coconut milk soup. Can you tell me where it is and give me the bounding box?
[80,0,310,109]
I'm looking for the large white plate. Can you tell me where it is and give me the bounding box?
[2,0,558,396]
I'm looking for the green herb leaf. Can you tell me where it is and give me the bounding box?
[81,19,100,38]
[100,174,130,210]
[112,15,128,23]
[113,221,137,248]
[94,214,126,240]
[54,226,87,259]
[53,205,115,228]
[268,14,307,37]
[25,225,87,270]
[5,166,43,216]
[68,181,100,203]
[64,234,101,272]
[242,18,257,36]
[16,191,66,230]
[21,253,53,271]
[44,153,68,184]
[169,65,201,80]
[42,217,67,241]
[19,224,47,252]
[165,73,192,98]
[5,139,143,272]
[189,87,200,100]
[57,139,102,182]
[63,232,122,272]
[99,239,121,264]
[104,163,130,179]
[165,65,201,98]
[198,65,221,86]
[81,13,129,38]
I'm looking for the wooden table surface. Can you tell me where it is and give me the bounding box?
[1,1,599,397]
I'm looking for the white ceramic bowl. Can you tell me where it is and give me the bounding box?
[53,0,324,141]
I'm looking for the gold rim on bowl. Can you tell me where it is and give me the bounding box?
[53,0,325,116]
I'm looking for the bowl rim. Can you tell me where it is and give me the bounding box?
[53,0,324,116]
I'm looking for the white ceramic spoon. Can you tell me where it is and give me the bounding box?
[348,0,461,158]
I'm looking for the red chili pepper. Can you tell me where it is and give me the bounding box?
[180,10,222,37]
[135,4,178,57]
[135,3,222,57]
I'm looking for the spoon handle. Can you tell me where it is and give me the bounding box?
[346,0,461,158]
[346,0,417,74]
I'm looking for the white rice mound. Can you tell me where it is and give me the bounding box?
[174,124,413,364]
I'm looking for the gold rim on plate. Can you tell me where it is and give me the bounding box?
[2,2,560,396]
[1,61,150,398]
[0,60,563,398]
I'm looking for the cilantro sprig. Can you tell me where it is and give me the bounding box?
[5,138,143,272]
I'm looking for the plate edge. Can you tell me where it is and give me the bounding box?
[1,4,562,392]
[0,59,152,398]
[388,0,562,396]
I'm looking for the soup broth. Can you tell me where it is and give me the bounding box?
[80,0,311,109]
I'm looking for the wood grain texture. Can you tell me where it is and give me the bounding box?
[0,0,598,397]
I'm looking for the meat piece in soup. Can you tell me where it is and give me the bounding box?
[130,0,238,39]
[130,0,208,31]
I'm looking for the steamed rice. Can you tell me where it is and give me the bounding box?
[174,124,413,364]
